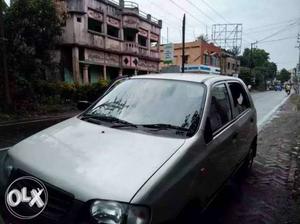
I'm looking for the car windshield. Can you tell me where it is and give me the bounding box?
[84,79,205,135]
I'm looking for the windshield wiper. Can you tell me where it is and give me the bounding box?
[142,124,188,132]
[90,115,138,128]
[80,114,103,124]
[82,114,137,128]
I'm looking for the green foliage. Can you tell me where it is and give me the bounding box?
[239,48,278,89]
[277,69,291,83]
[10,79,111,113]
[0,0,7,10]
[4,0,62,80]
[239,67,253,86]
[240,48,270,68]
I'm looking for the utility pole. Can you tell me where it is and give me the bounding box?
[250,41,258,84]
[0,0,12,110]
[296,34,300,76]
[296,33,300,94]
[167,27,169,44]
[181,14,186,73]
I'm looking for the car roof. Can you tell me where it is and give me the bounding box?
[131,73,241,85]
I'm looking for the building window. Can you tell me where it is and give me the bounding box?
[216,58,220,67]
[151,40,158,49]
[124,28,136,42]
[88,18,103,33]
[77,17,82,23]
[107,25,119,38]
[204,55,209,65]
[227,62,230,70]
[138,35,147,47]
[211,56,218,66]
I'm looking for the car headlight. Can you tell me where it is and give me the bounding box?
[90,200,150,224]
[0,148,13,188]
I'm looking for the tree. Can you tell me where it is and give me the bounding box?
[0,0,12,110]
[4,0,62,81]
[239,67,253,86]
[197,34,208,42]
[239,47,278,89]
[277,69,291,83]
[240,48,270,68]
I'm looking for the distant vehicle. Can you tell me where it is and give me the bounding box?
[285,84,291,95]
[0,74,258,224]
[275,84,282,91]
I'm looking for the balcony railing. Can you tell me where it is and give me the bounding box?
[123,41,139,54]
[124,1,139,9]
[107,0,161,26]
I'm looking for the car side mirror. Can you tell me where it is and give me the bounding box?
[204,117,213,144]
[77,101,91,111]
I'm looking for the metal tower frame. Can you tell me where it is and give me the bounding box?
[211,24,243,54]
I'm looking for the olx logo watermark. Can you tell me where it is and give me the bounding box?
[5,176,48,220]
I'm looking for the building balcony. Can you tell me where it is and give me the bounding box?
[138,46,148,56]
[150,50,159,59]
[123,1,139,14]
[123,41,139,54]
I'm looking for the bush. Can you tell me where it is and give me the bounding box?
[6,77,111,115]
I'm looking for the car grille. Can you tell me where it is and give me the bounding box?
[8,169,75,223]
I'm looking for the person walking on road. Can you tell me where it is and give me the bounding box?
[285,84,291,96]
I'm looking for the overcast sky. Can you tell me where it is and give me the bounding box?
[5,0,300,70]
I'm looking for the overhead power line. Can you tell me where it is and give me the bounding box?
[200,0,230,23]
[185,0,216,23]
[244,23,297,35]
[258,22,298,43]
[168,0,207,27]
[245,17,300,32]
[260,36,296,44]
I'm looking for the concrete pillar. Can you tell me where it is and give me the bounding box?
[147,30,151,56]
[104,10,107,49]
[134,69,138,76]
[120,28,124,40]
[103,65,107,80]
[119,68,123,77]
[83,64,89,85]
[72,47,81,83]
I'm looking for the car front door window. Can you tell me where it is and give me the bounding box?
[209,84,232,133]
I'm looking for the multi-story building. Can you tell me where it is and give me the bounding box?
[54,0,162,84]
[220,50,240,76]
[159,39,221,75]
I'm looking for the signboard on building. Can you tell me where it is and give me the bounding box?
[163,43,174,64]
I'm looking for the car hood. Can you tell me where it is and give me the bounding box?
[9,117,185,202]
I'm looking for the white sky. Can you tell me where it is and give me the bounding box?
[5,0,300,70]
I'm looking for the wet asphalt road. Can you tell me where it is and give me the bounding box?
[251,90,288,128]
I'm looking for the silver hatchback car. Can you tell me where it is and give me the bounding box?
[0,73,257,224]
